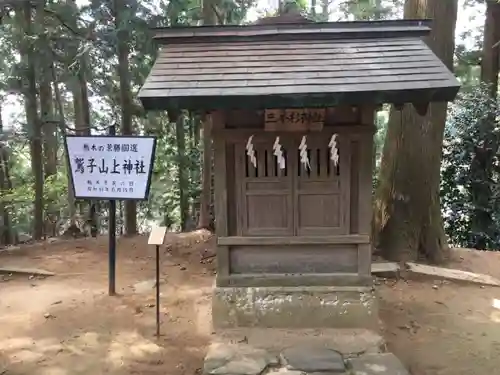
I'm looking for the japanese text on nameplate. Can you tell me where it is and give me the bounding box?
[73,157,146,175]
[65,136,156,200]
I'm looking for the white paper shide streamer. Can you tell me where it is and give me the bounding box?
[299,135,310,170]
[329,134,339,166]
[273,136,286,170]
[246,135,257,168]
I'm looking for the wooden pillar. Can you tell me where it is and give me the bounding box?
[357,106,376,276]
[212,111,230,285]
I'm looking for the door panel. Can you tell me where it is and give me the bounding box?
[236,139,293,236]
[235,134,350,236]
[294,135,350,236]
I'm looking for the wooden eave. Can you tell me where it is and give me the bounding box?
[138,19,461,112]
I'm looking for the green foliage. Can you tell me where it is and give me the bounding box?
[0,0,496,247]
[337,0,403,20]
[441,84,500,249]
[372,107,389,191]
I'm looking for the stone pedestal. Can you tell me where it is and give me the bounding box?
[212,284,379,330]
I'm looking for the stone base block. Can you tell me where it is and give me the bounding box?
[203,340,409,375]
[212,285,378,329]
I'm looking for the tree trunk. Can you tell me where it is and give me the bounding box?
[40,80,58,237]
[19,2,44,240]
[0,103,13,245]
[373,0,383,19]
[52,66,77,223]
[38,13,58,236]
[68,0,91,221]
[175,113,189,230]
[321,0,329,21]
[37,0,57,188]
[40,83,57,179]
[373,0,458,264]
[198,0,216,230]
[114,0,137,235]
[481,1,500,96]
[68,0,91,136]
[202,0,217,25]
[198,115,212,229]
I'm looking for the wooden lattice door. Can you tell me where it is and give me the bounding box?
[236,138,294,236]
[294,135,350,236]
[236,134,350,236]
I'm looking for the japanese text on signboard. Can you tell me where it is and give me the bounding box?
[65,136,156,200]
[264,108,325,132]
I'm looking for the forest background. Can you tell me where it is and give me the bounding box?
[0,0,499,263]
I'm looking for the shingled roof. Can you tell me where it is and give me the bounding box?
[138,19,460,111]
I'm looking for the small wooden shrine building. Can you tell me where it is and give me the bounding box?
[139,16,459,329]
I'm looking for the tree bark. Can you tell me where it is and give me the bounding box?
[174,113,189,230]
[40,78,58,237]
[198,114,212,229]
[68,0,91,136]
[37,0,57,186]
[198,0,217,230]
[373,0,458,264]
[52,66,77,223]
[321,0,329,21]
[19,2,44,240]
[481,0,500,96]
[114,0,137,235]
[0,103,13,245]
[37,0,58,236]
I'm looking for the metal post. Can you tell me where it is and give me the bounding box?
[108,124,117,296]
[155,244,161,337]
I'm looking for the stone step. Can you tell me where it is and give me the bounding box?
[212,328,386,357]
[204,340,409,375]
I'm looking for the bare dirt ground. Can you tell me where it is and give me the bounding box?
[0,231,216,375]
[379,248,500,375]
[1,235,500,375]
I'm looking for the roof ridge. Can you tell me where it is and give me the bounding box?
[152,20,432,44]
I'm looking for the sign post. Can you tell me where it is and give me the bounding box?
[108,124,117,295]
[148,226,167,338]
[65,133,157,296]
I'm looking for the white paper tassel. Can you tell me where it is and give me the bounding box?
[299,135,310,170]
[273,136,286,170]
[328,134,339,166]
[246,135,257,168]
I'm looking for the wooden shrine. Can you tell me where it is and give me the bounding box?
[207,106,376,288]
[139,16,460,328]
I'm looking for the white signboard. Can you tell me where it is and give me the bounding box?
[65,135,156,200]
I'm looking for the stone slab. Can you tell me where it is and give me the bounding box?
[406,262,500,287]
[212,328,386,357]
[0,267,55,276]
[267,371,305,375]
[348,353,409,375]
[212,285,378,329]
[204,342,278,375]
[371,262,400,276]
[281,346,345,373]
